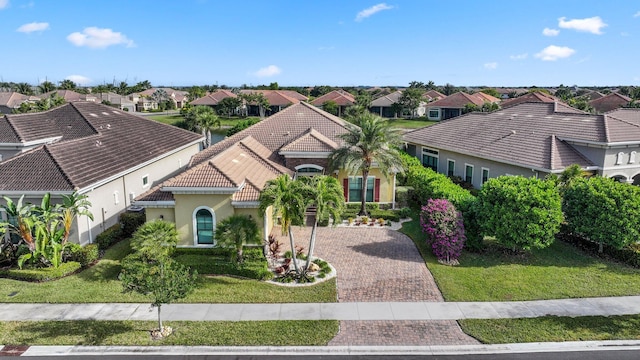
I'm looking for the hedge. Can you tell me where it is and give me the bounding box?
[119,211,146,238]
[173,248,271,280]
[559,229,640,268]
[0,261,82,281]
[96,223,123,250]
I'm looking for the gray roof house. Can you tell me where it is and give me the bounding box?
[403,101,640,188]
[0,102,203,244]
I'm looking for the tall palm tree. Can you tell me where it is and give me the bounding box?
[259,175,307,275]
[215,214,260,264]
[14,82,34,96]
[300,176,344,270]
[329,112,404,216]
[58,79,77,90]
[188,106,220,148]
[38,81,56,94]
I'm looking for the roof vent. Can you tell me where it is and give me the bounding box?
[106,124,111,129]
[89,113,98,117]
[511,130,517,135]
[101,112,110,116]
[95,140,102,147]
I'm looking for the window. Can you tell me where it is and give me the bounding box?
[616,152,624,165]
[349,176,374,202]
[142,175,149,187]
[113,191,119,205]
[422,148,439,172]
[295,165,323,177]
[447,160,455,177]
[465,164,474,184]
[428,109,440,119]
[482,168,489,184]
[194,208,214,245]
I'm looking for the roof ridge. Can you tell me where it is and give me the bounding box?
[237,140,287,175]
[42,145,77,190]
[208,159,240,187]
[549,135,557,170]
[2,114,23,142]
[298,101,349,128]
[307,128,339,149]
[602,114,612,143]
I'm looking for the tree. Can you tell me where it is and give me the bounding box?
[479,88,500,98]
[38,81,56,94]
[187,86,205,101]
[217,97,242,117]
[321,100,338,116]
[408,81,427,89]
[119,220,197,336]
[187,106,220,148]
[420,198,465,264]
[329,112,404,216]
[476,176,563,251]
[151,89,170,110]
[310,85,332,97]
[441,83,456,96]
[60,192,94,246]
[398,88,425,118]
[269,82,279,90]
[241,92,270,118]
[563,176,640,253]
[215,214,261,264]
[299,176,345,271]
[58,79,77,90]
[259,175,308,275]
[15,82,34,95]
[116,81,129,95]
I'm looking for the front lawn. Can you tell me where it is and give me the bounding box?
[401,217,640,301]
[0,320,339,346]
[386,118,437,129]
[460,315,640,343]
[0,239,336,303]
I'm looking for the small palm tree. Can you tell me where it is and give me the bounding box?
[60,192,93,246]
[189,106,220,148]
[301,176,345,270]
[259,175,307,275]
[215,214,260,264]
[329,112,404,216]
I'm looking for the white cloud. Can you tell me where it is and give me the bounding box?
[558,16,607,34]
[16,22,49,33]
[65,75,92,86]
[535,45,576,61]
[0,0,8,9]
[67,27,135,49]
[510,53,528,60]
[355,3,394,22]
[484,62,498,70]
[252,65,281,78]
[634,11,640,18]
[542,27,559,36]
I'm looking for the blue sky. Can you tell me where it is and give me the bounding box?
[1,0,639,88]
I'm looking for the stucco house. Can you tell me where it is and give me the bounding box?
[425,92,500,121]
[190,90,238,108]
[0,92,39,114]
[138,87,189,110]
[239,89,307,116]
[311,90,356,117]
[135,102,397,247]
[403,101,640,188]
[589,92,633,114]
[0,102,203,244]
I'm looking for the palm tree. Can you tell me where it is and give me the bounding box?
[58,79,77,90]
[329,112,404,216]
[188,106,220,148]
[38,81,56,94]
[15,82,34,95]
[259,175,307,275]
[60,192,93,246]
[117,81,129,95]
[215,214,260,264]
[151,89,170,110]
[300,176,344,270]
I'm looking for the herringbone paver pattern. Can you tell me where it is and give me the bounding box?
[276,226,479,345]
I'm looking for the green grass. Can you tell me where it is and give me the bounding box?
[400,217,640,301]
[460,315,640,343]
[0,239,337,303]
[148,114,259,127]
[0,320,339,346]
[386,118,437,129]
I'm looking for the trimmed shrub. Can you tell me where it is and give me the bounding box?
[0,261,81,281]
[96,224,123,250]
[563,176,640,252]
[395,186,413,208]
[173,248,271,280]
[420,199,465,264]
[476,176,563,251]
[119,211,146,238]
[346,202,380,211]
[369,209,400,222]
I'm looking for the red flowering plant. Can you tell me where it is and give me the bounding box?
[420,198,466,265]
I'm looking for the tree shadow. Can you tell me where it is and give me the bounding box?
[12,321,141,345]
[348,240,424,263]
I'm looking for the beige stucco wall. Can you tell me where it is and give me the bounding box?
[145,207,175,223]
[173,193,234,246]
[336,167,395,205]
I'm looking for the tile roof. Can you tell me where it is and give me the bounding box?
[424,90,445,101]
[189,101,349,167]
[0,102,203,192]
[311,90,356,107]
[589,93,632,114]
[41,90,84,102]
[425,92,498,109]
[0,92,31,108]
[371,91,403,107]
[239,90,307,106]
[605,108,640,143]
[190,90,237,106]
[403,102,609,172]
[500,91,558,108]
[280,128,339,153]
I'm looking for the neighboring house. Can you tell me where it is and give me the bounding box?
[425,92,500,121]
[135,102,397,247]
[404,102,640,188]
[190,90,237,108]
[589,92,632,114]
[424,90,446,102]
[0,92,36,114]
[239,89,307,116]
[95,92,137,112]
[584,91,605,101]
[369,90,430,118]
[495,88,528,99]
[40,90,91,102]
[499,91,559,108]
[0,102,203,244]
[138,87,189,110]
[311,90,356,117]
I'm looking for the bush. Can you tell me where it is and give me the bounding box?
[369,209,400,222]
[173,248,271,280]
[558,229,640,268]
[420,199,465,263]
[96,224,123,250]
[0,261,81,281]
[395,186,413,208]
[119,211,146,238]
[76,244,99,267]
[397,207,412,219]
[226,118,260,137]
[346,202,379,211]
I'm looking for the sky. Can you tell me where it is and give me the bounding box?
[1,0,639,88]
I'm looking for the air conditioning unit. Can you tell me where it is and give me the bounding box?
[126,205,145,213]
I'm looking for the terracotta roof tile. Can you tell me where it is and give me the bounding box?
[280,128,339,153]
[191,90,237,106]
[426,92,496,108]
[311,90,356,106]
[239,90,307,106]
[589,93,632,113]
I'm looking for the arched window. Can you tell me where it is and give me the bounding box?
[630,151,637,164]
[193,207,215,245]
[616,152,625,165]
[295,164,324,177]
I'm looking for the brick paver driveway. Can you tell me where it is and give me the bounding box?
[277,226,479,346]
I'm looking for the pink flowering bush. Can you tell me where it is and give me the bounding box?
[420,199,466,264]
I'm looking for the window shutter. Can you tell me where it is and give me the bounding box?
[343,178,349,201]
[374,178,381,202]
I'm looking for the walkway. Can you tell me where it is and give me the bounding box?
[2,296,640,322]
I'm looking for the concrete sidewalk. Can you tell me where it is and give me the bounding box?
[1,295,640,322]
